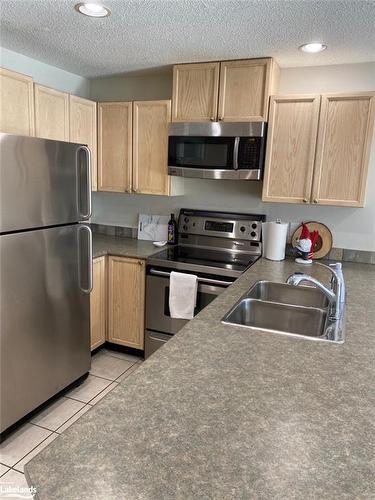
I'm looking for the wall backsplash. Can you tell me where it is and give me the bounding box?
[91,61,375,252]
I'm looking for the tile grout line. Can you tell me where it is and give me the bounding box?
[5,430,58,472]
[54,403,92,433]
[0,352,142,475]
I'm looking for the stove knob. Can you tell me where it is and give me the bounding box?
[184,217,189,223]
[252,223,258,229]
[183,225,188,231]
[251,231,257,238]
[240,226,246,233]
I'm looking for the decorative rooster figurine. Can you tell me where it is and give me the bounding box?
[295,223,320,264]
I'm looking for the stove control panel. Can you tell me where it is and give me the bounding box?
[178,210,265,242]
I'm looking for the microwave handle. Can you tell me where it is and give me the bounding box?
[233,137,240,170]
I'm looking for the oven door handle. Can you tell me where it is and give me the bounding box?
[233,137,240,170]
[148,268,233,287]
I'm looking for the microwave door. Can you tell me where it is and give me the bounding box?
[168,136,236,179]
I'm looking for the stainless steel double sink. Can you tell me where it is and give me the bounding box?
[222,280,343,342]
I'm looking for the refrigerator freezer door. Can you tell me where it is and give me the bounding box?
[0,224,91,433]
[0,133,91,233]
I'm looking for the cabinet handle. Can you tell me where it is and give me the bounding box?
[138,260,144,266]
[133,188,138,193]
[218,116,223,121]
[210,117,216,122]
[303,198,308,203]
[313,198,319,204]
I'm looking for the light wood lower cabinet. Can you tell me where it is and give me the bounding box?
[90,256,107,351]
[262,92,375,207]
[97,102,132,192]
[69,95,97,191]
[107,256,145,350]
[133,100,171,195]
[34,84,69,141]
[0,67,35,136]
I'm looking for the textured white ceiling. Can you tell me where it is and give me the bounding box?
[0,0,374,78]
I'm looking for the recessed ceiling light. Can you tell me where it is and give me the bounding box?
[299,42,327,53]
[75,2,110,18]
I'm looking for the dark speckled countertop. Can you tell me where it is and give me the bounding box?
[93,233,159,259]
[25,258,375,499]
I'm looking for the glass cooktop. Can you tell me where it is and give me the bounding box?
[150,245,259,273]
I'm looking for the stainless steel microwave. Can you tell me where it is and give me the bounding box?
[168,122,266,180]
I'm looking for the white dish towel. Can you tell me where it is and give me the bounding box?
[169,271,198,320]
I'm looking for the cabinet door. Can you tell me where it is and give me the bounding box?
[0,67,35,136]
[97,102,132,192]
[172,62,220,122]
[218,58,277,122]
[312,93,375,207]
[90,256,106,351]
[108,256,145,349]
[262,95,321,204]
[133,100,171,195]
[69,95,97,191]
[34,84,69,141]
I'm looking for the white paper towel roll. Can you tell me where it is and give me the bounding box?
[262,222,288,261]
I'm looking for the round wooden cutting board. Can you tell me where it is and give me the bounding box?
[291,221,333,260]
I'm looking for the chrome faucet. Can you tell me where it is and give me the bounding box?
[286,262,345,321]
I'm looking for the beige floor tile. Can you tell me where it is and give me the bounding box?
[13,433,59,473]
[30,397,85,432]
[90,352,134,380]
[56,404,92,433]
[0,464,10,477]
[0,424,51,467]
[102,348,142,364]
[116,361,143,382]
[0,469,33,497]
[65,375,112,404]
[89,382,119,406]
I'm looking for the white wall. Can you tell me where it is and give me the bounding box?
[0,47,90,97]
[89,61,375,251]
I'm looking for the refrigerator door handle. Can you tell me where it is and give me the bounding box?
[76,145,92,220]
[78,224,93,294]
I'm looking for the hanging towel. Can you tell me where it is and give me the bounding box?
[169,271,198,320]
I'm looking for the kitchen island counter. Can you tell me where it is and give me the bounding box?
[25,258,375,499]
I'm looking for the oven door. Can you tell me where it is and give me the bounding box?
[146,269,232,335]
[168,135,238,179]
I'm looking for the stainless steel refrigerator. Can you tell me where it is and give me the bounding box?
[0,133,93,435]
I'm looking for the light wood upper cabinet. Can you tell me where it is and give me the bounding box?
[172,58,278,123]
[263,91,375,207]
[218,58,278,122]
[107,256,145,350]
[262,95,321,204]
[312,92,375,207]
[34,84,69,141]
[0,68,35,136]
[133,100,171,195]
[172,62,220,122]
[90,256,106,351]
[97,102,132,192]
[69,95,97,191]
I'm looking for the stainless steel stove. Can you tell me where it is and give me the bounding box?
[145,209,265,358]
